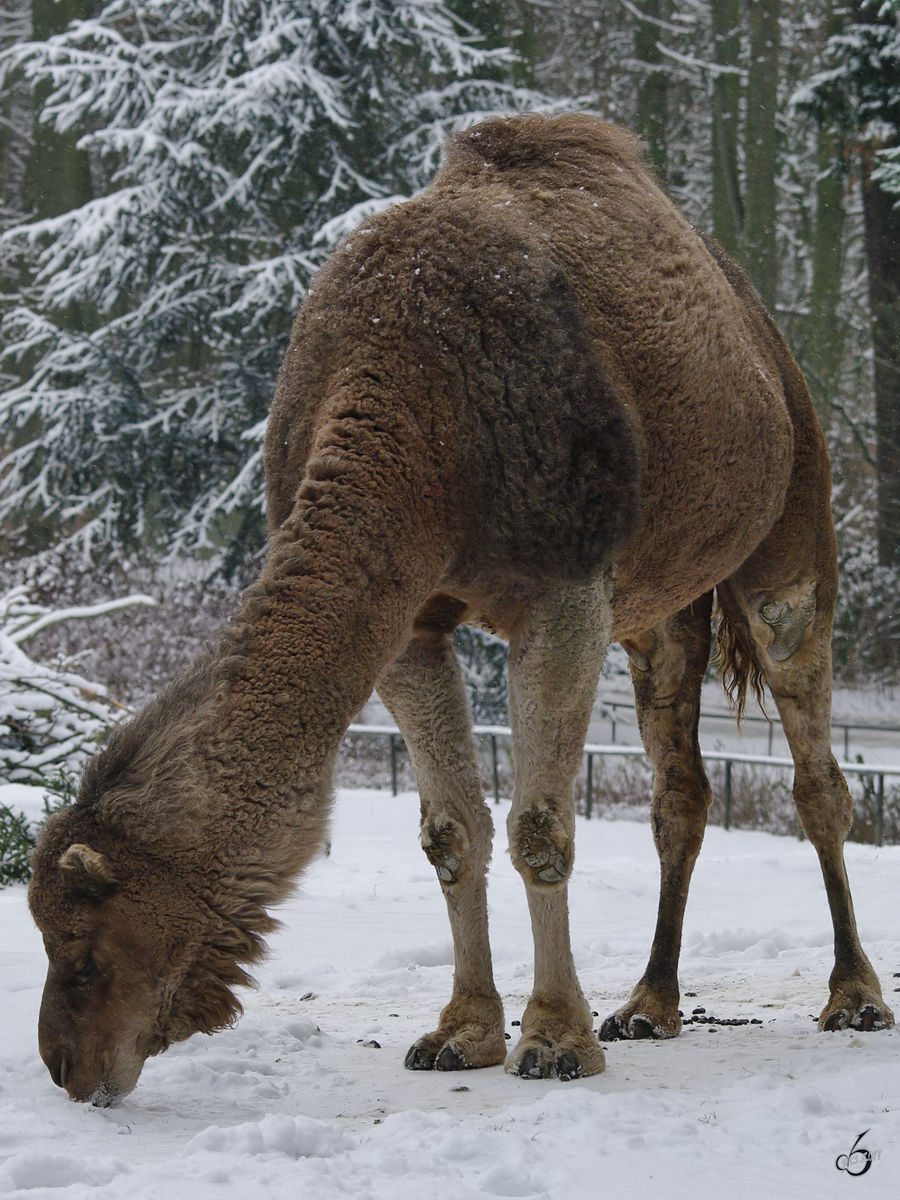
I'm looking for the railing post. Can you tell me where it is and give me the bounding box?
[877,773,885,847]
[723,759,732,830]
[767,721,773,756]
[610,714,616,744]
[586,752,594,820]
[491,733,500,805]
[844,725,850,761]
[390,734,397,796]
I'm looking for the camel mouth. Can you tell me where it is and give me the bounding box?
[89,1081,117,1108]
[49,1052,138,1106]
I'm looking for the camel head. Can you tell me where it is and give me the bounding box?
[28,800,271,1107]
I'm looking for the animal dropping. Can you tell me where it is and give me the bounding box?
[28,113,892,1105]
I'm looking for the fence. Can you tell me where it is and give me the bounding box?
[598,698,900,760]
[345,724,900,847]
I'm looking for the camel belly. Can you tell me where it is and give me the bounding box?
[608,396,794,640]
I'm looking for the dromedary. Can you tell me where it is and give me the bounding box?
[29,113,892,1106]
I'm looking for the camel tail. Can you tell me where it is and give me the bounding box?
[715,603,767,727]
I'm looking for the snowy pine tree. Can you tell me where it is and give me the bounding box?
[0,0,534,574]
[806,2,900,657]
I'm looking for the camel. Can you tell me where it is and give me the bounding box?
[29,113,892,1106]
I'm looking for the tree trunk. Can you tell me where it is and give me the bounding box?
[807,0,847,418]
[742,0,780,310]
[26,0,94,221]
[511,0,537,88]
[0,0,31,218]
[860,142,900,567]
[634,0,668,180]
[808,122,847,416]
[710,0,742,255]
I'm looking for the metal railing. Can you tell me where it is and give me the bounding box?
[346,723,508,800]
[581,743,900,846]
[345,724,900,847]
[598,698,900,760]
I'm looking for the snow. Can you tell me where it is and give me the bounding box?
[0,783,51,831]
[3,787,900,1197]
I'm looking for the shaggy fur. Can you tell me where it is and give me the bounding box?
[29,113,892,1104]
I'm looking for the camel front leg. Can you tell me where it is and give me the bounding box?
[376,632,506,1071]
[600,593,713,1041]
[505,581,610,1080]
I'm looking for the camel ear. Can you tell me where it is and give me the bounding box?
[58,843,117,898]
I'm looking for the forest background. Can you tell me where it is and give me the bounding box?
[0,0,898,839]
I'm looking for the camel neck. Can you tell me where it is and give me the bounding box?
[184,514,444,876]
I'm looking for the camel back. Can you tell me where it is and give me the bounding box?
[268,114,799,619]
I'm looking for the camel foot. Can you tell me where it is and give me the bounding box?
[406,991,507,1071]
[599,989,681,1041]
[404,1025,507,1071]
[599,1012,663,1041]
[505,1031,605,1080]
[819,991,894,1033]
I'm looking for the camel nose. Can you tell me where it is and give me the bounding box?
[49,1049,72,1090]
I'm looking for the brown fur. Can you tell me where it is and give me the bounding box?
[29,113,891,1104]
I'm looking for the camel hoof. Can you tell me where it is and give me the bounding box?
[435,1043,471,1071]
[405,1043,437,1070]
[852,1005,881,1032]
[824,1008,851,1032]
[506,1035,604,1080]
[405,1027,506,1071]
[599,1012,662,1041]
[820,1004,892,1033]
[506,1047,588,1080]
[555,1051,582,1081]
[822,1008,849,1032]
[599,1014,627,1041]
[512,1048,550,1079]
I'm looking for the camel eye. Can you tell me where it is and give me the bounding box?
[69,959,99,988]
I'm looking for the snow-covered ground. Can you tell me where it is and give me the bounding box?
[2,787,900,1198]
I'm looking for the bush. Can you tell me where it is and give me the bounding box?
[0,803,35,886]
[0,584,152,885]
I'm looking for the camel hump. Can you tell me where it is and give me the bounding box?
[444,112,647,179]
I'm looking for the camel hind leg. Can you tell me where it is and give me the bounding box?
[718,551,893,1033]
[504,580,610,1080]
[600,592,714,1041]
[376,630,507,1071]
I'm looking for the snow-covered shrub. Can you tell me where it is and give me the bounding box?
[0,802,38,885]
[0,586,155,790]
[0,585,154,884]
[833,521,900,683]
